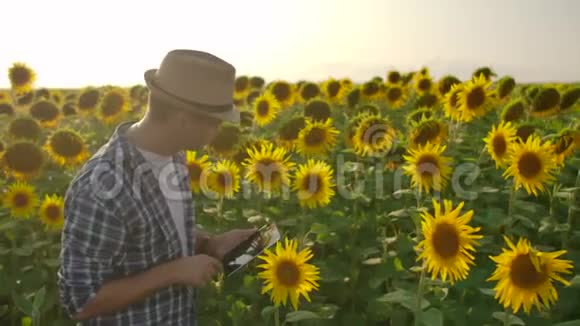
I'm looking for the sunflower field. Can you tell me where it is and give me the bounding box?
[0,62,580,326]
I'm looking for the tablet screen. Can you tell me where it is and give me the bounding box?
[223,223,281,276]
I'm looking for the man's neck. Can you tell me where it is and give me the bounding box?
[126,119,180,157]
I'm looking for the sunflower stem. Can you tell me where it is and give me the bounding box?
[503,307,510,326]
[217,196,224,219]
[564,169,580,248]
[414,191,425,326]
[274,306,281,326]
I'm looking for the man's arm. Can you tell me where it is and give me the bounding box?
[195,229,213,255]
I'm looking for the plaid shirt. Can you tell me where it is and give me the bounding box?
[58,121,198,325]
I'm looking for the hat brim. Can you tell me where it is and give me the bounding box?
[144,69,240,123]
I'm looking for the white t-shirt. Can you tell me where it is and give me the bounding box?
[137,147,188,256]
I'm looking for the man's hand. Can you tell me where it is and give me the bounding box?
[206,229,258,260]
[171,255,223,288]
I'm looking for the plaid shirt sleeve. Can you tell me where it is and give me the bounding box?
[58,169,128,318]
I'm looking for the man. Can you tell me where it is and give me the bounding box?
[58,49,257,325]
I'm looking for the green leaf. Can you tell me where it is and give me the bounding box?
[492,312,525,325]
[0,219,18,232]
[261,305,277,321]
[310,223,329,234]
[553,320,580,326]
[376,289,430,311]
[32,287,46,312]
[420,308,443,326]
[12,292,33,316]
[569,275,580,288]
[388,208,410,218]
[12,247,33,257]
[285,310,322,323]
[478,288,495,296]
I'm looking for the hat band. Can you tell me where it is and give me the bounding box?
[150,77,233,113]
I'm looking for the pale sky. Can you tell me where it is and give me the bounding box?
[1,0,579,88]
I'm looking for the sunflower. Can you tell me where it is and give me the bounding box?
[269,81,295,108]
[487,236,574,314]
[257,237,320,311]
[250,76,266,89]
[253,92,281,127]
[407,107,434,125]
[530,87,560,117]
[385,85,408,109]
[98,87,130,124]
[437,75,461,97]
[234,76,251,100]
[62,103,76,116]
[39,194,65,230]
[352,114,397,157]
[361,80,382,101]
[304,98,332,122]
[483,121,518,169]
[443,84,464,121]
[298,82,322,103]
[0,101,14,116]
[76,87,101,115]
[207,123,242,158]
[296,118,339,158]
[0,141,4,154]
[414,74,434,95]
[559,87,580,111]
[403,143,453,193]
[515,124,537,143]
[344,113,367,149]
[472,67,496,81]
[185,151,211,194]
[7,117,42,141]
[232,138,272,166]
[456,74,494,122]
[15,91,35,108]
[1,181,39,218]
[277,116,306,151]
[345,87,361,108]
[0,91,11,102]
[416,93,440,109]
[321,78,347,103]
[246,89,262,108]
[416,199,482,284]
[497,76,516,100]
[1,141,45,180]
[551,129,577,166]
[29,100,61,128]
[243,142,295,195]
[51,89,64,106]
[207,160,240,199]
[341,78,353,88]
[409,118,448,148]
[355,104,380,116]
[44,129,90,167]
[386,70,401,85]
[292,159,335,209]
[501,99,526,122]
[503,135,557,197]
[8,63,36,94]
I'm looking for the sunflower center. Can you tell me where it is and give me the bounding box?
[327,81,341,98]
[216,172,230,189]
[413,122,441,146]
[387,87,402,102]
[417,94,438,108]
[13,193,29,207]
[276,260,300,287]
[10,67,31,86]
[45,205,61,221]
[347,89,361,108]
[363,82,380,96]
[503,102,524,122]
[4,143,44,174]
[101,93,124,117]
[0,103,14,116]
[257,100,270,116]
[273,84,291,102]
[235,77,249,92]
[305,101,331,121]
[246,90,261,106]
[466,87,486,109]
[418,79,432,92]
[417,154,440,178]
[257,159,282,186]
[9,118,41,141]
[518,152,542,179]
[449,90,460,108]
[533,88,560,112]
[301,84,320,100]
[304,128,326,146]
[492,134,507,156]
[30,101,59,122]
[279,118,305,141]
[499,79,515,98]
[78,90,100,110]
[509,254,548,289]
[431,222,460,258]
[50,131,84,157]
[301,173,323,195]
[188,163,202,181]
[388,72,401,84]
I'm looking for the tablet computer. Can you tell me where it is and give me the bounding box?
[222,223,281,277]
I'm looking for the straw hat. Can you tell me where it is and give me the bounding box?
[144,49,240,122]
